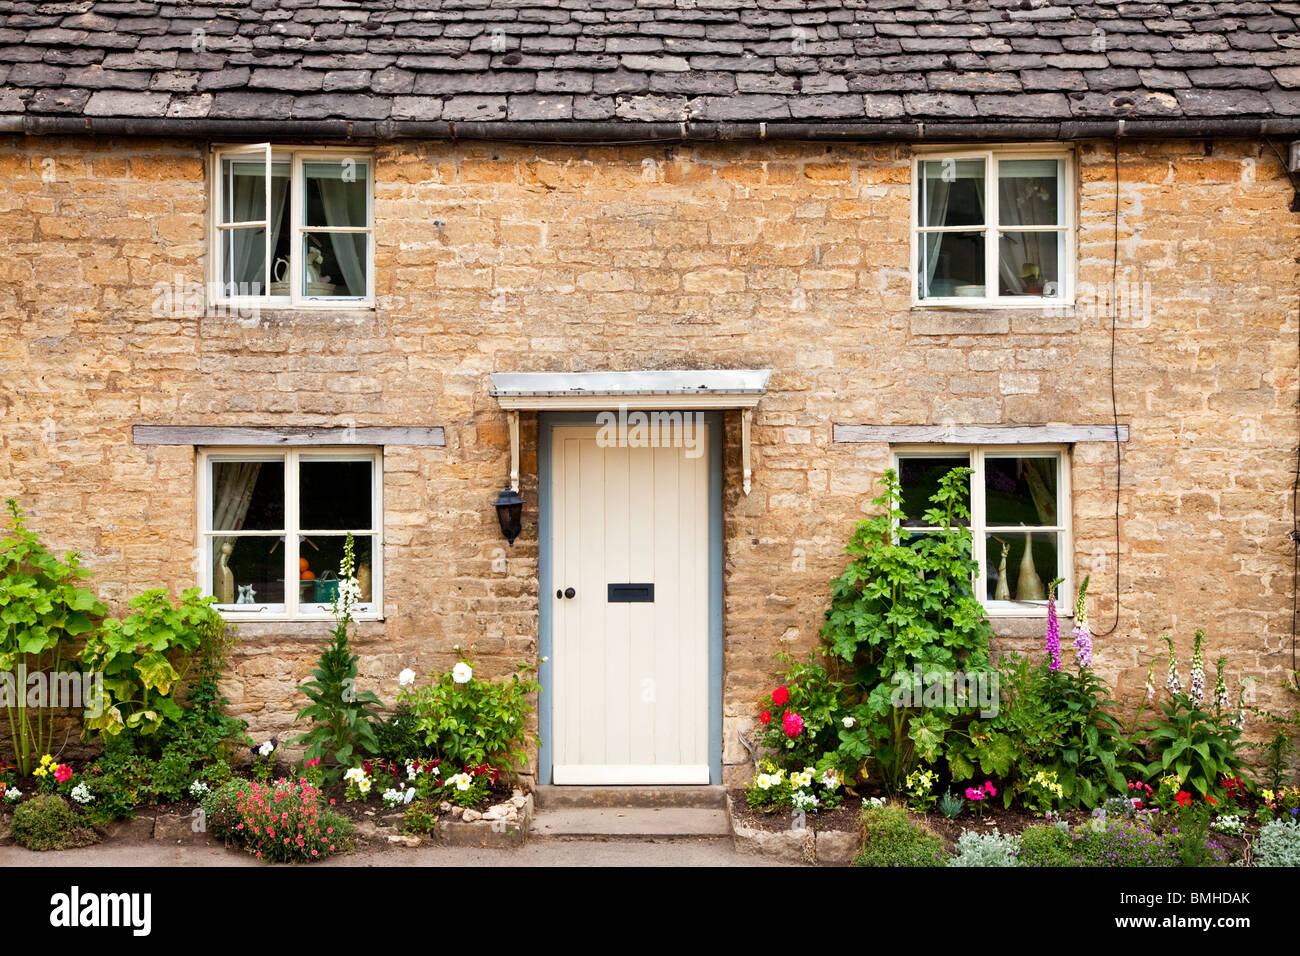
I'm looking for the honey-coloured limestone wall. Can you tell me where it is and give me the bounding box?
[0,133,1296,785]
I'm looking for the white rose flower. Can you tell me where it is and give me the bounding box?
[452,662,473,684]
[398,668,416,687]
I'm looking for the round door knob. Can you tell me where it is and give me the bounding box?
[564,587,576,599]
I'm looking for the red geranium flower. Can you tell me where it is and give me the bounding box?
[759,710,771,724]
[772,687,790,706]
[782,711,804,738]
[1176,790,1192,806]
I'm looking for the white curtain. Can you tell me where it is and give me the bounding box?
[997,160,1057,295]
[212,462,262,553]
[225,161,288,295]
[920,160,985,297]
[313,164,367,296]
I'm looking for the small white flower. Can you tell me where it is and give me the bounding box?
[406,760,418,780]
[382,787,404,808]
[756,773,776,791]
[540,656,549,663]
[398,668,416,687]
[791,769,814,788]
[257,740,275,757]
[188,780,210,799]
[820,768,842,790]
[452,662,473,684]
[842,716,856,728]
[70,783,94,805]
[5,786,21,803]
[449,772,473,792]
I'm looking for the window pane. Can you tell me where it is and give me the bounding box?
[985,531,1059,603]
[302,233,368,297]
[210,537,285,607]
[299,459,374,530]
[920,159,985,227]
[221,158,289,224]
[985,456,1058,526]
[997,159,1060,227]
[221,227,267,296]
[918,230,985,299]
[998,231,1061,297]
[303,160,369,228]
[211,460,284,531]
[297,535,375,605]
[898,455,970,527]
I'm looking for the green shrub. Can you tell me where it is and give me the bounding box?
[1071,819,1179,867]
[821,467,992,792]
[199,777,252,840]
[371,704,431,762]
[403,799,439,835]
[1253,819,1300,867]
[853,802,947,868]
[0,499,107,776]
[398,660,539,775]
[1015,824,1077,867]
[80,587,223,741]
[10,794,96,851]
[947,827,1019,867]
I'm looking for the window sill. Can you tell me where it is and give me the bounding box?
[909,305,1079,336]
[205,303,377,320]
[220,615,385,630]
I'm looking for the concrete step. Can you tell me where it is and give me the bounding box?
[534,785,727,809]
[531,807,732,839]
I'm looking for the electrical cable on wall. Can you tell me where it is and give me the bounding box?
[1093,138,1123,638]
[1265,138,1300,677]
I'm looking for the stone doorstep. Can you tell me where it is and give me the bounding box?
[534,784,727,809]
[725,794,858,866]
[530,806,732,839]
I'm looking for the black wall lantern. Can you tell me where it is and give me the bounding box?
[494,487,523,545]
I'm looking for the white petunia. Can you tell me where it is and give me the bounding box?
[258,740,275,757]
[452,662,473,684]
[399,668,416,687]
[790,770,814,788]
[448,772,474,792]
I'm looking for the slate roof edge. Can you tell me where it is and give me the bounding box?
[6,114,1300,144]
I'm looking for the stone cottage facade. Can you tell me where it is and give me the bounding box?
[1,1,1299,786]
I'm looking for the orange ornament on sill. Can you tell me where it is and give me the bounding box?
[300,569,315,581]
[299,557,310,572]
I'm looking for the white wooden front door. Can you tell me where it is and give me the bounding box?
[550,422,711,785]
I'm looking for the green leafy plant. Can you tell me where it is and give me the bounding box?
[80,587,222,741]
[199,777,252,840]
[821,468,992,792]
[0,500,106,775]
[398,659,539,776]
[1015,823,1077,867]
[10,793,96,851]
[853,802,947,868]
[1137,632,1246,798]
[947,828,1020,867]
[1071,818,1180,867]
[1169,801,1231,867]
[292,534,381,786]
[403,799,439,835]
[754,651,854,776]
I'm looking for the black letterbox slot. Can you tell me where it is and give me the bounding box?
[607,583,654,603]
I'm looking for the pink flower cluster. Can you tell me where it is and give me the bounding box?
[965,781,997,801]
[235,778,337,863]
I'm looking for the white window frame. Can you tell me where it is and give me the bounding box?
[910,145,1076,310]
[209,144,376,309]
[197,447,384,622]
[891,445,1072,618]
